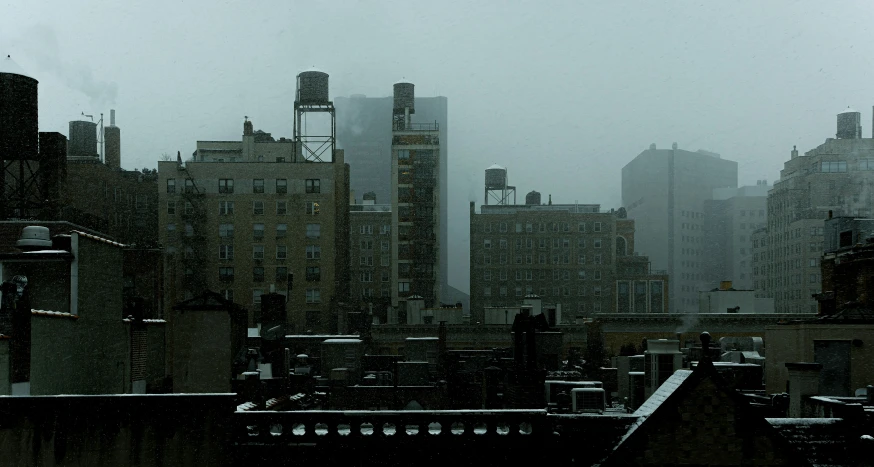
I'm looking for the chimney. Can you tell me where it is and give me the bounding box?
[785,362,821,417]
[828,210,833,220]
[791,145,798,159]
[104,109,121,169]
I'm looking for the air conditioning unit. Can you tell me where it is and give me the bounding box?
[572,388,606,413]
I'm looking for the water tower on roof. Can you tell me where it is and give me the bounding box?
[294,68,335,162]
[836,107,861,139]
[484,164,516,205]
[392,79,415,131]
[0,54,50,219]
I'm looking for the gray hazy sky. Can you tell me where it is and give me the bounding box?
[4,0,874,293]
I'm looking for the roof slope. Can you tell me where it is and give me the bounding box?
[603,359,811,466]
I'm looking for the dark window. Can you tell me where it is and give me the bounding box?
[306,266,321,281]
[305,179,321,193]
[276,179,287,194]
[219,179,234,193]
[166,179,176,193]
[253,267,264,282]
[276,267,288,282]
[219,267,234,281]
[253,179,264,193]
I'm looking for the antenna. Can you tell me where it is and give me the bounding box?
[81,112,93,122]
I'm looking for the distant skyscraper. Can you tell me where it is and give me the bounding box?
[702,182,770,291]
[622,144,738,312]
[336,92,450,303]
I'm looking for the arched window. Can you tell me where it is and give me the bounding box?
[616,236,628,256]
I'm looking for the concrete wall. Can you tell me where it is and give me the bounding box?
[765,323,874,394]
[0,394,234,467]
[172,309,232,393]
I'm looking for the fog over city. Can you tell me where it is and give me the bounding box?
[5,1,874,293]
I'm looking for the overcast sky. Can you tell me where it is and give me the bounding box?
[4,0,874,293]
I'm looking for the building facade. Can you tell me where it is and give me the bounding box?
[753,110,874,314]
[336,93,451,303]
[468,202,668,324]
[702,182,769,291]
[390,82,442,317]
[349,201,392,323]
[158,121,350,333]
[622,143,738,312]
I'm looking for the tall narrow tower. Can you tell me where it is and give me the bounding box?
[293,69,335,162]
[104,109,120,169]
[390,80,442,320]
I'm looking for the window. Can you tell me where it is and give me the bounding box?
[276,267,288,282]
[562,238,570,248]
[361,271,373,282]
[184,201,194,215]
[253,201,264,215]
[306,202,320,215]
[594,286,602,297]
[484,270,492,281]
[306,179,321,193]
[381,224,391,235]
[185,179,194,193]
[219,267,234,281]
[594,238,602,249]
[219,179,234,193]
[219,244,234,260]
[593,271,601,280]
[381,255,389,266]
[222,289,234,302]
[253,223,265,239]
[484,239,492,249]
[253,267,264,282]
[499,287,507,297]
[499,222,508,233]
[499,270,508,280]
[594,222,602,232]
[306,245,321,259]
[252,245,264,260]
[306,224,321,238]
[306,266,320,281]
[515,223,522,233]
[483,287,492,297]
[819,161,847,173]
[578,255,586,264]
[306,289,321,303]
[578,222,586,232]
[562,222,570,232]
[381,270,390,283]
[360,239,374,250]
[594,254,602,264]
[578,269,586,280]
[219,201,234,215]
[167,201,176,215]
[276,179,287,194]
[219,223,234,237]
[253,179,264,193]
[398,282,410,293]
[381,241,390,252]
[578,238,586,248]
[276,201,287,215]
[398,149,410,160]
[515,287,523,297]
[526,223,533,232]
[166,179,176,193]
[276,245,287,259]
[253,289,263,305]
[276,223,287,237]
[360,255,374,266]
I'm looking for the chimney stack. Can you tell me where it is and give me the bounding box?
[791,145,798,159]
[104,109,121,169]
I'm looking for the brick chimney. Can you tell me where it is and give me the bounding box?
[785,362,822,417]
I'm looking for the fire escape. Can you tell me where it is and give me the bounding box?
[176,164,209,299]
[409,150,438,304]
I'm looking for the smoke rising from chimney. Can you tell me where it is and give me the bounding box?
[11,24,119,108]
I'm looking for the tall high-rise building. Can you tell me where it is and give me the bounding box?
[389,81,442,318]
[752,109,874,314]
[335,92,451,302]
[702,182,770,291]
[622,143,737,312]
